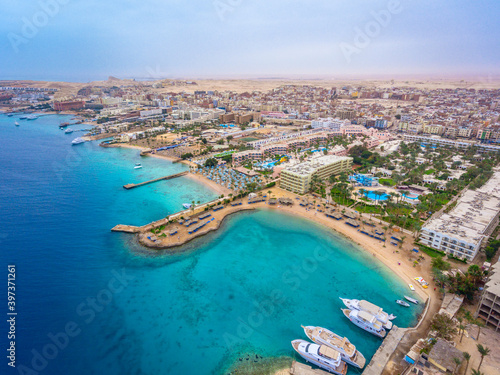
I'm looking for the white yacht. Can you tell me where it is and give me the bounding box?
[72,137,85,145]
[134,163,142,169]
[291,339,348,375]
[302,325,366,369]
[396,299,410,307]
[342,309,386,338]
[27,115,38,120]
[65,128,74,134]
[404,296,419,305]
[340,298,394,329]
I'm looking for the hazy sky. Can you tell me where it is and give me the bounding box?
[1,0,499,81]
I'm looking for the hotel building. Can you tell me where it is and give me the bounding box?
[419,172,500,261]
[476,261,500,331]
[403,135,500,153]
[280,155,352,194]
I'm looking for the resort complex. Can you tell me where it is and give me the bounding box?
[280,155,352,194]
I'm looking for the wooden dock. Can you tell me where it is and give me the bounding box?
[123,171,188,189]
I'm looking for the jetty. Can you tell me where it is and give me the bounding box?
[123,171,188,189]
[362,326,407,375]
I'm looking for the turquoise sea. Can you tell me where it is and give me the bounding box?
[0,114,422,375]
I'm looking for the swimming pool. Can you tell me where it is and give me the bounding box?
[402,193,419,200]
[364,191,389,201]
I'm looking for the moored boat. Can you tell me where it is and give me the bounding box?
[408,284,415,291]
[404,296,419,305]
[27,115,38,120]
[72,137,85,145]
[134,163,142,169]
[182,203,192,209]
[340,298,394,329]
[291,339,348,375]
[65,128,74,134]
[302,325,366,368]
[14,121,20,126]
[341,309,386,338]
[396,299,410,307]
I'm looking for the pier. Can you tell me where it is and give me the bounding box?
[362,326,407,375]
[123,171,188,189]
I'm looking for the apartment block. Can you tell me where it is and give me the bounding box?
[476,261,500,331]
[280,155,352,194]
[419,172,500,261]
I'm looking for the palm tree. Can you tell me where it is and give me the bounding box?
[475,320,485,341]
[476,344,490,372]
[463,352,471,375]
[459,324,466,343]
[453,357,462,374]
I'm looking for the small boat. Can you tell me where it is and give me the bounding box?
[7,113,13,117]
[14,121,20,126]
[134,163,142,169]
[72,137,85,145]
[415,277,429,289]
[27,115,38,120]
[19,115,27,120]
[291,339,348,375]
[396,300,410,307]
[342,309,386,338]
[302,325,366,368]
[65,128,74,134]
[339,297,394,329]
[182,203,192,209]
[404,296,419,305]
[408,284,415,291]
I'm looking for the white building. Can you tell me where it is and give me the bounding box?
[419,172,500,261]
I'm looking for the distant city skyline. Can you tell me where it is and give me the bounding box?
[1,0,499,82]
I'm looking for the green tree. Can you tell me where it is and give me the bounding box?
[430,313,457,341]
[476,344,490,372]
[431,256,451,271]
[453,357,462,374]
[204,158,218,168]
[463,352,471,375]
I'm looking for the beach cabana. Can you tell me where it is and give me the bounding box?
[213,205,224,212]
[391,236,402,242]
[169,228,178,236]
[345,219,360,228]
[268,198,277,205]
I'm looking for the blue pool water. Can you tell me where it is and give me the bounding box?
[0,114,422,374]
[364,191,389,201]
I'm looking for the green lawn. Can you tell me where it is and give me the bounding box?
[355,204,383,214]
[424,169,435,175]
[379,178,396,186]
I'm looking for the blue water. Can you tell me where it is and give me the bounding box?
[364,191,389,201]
[0,114,422,375]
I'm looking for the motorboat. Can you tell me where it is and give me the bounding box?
[134,163,142,169]
[14,121,20,126]
[71,137,85,145]
[404,296,419,305]
[65,128,74,134]
[19,115,27,120]
[408,284,415,291]
[396,300,410,307]
[27,115,38,120]
[182,203,192,209]
[340,298,394,329]
[342,309,386,338]
[302,325,366,368]
[291,339,348,375]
